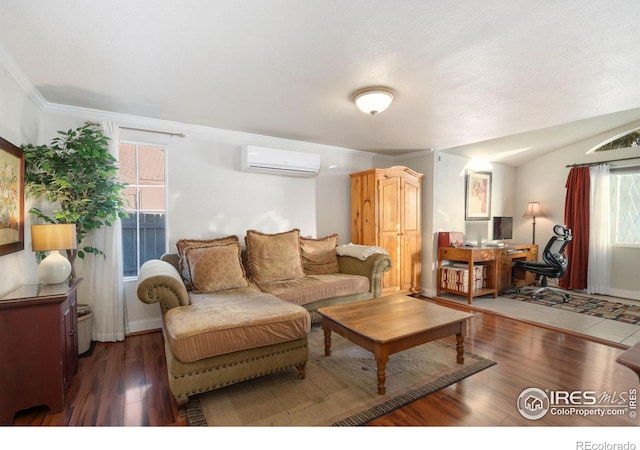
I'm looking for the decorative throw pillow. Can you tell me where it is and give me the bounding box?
[184,243,248,293]
[299,234,339,275]
[245,229,304,283]
[176,235,239,290]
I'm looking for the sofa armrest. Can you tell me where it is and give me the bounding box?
[337,253,391,298]
[137,259,190,315]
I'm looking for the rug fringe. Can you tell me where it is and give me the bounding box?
[332,358,497,426]
[185,397,206,426]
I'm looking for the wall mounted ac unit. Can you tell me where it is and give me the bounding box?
[240,145,320,177]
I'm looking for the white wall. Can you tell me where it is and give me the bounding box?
[403,150,516,296]
[41,106,378,332]
[0,61,43,297]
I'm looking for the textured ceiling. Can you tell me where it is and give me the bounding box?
[1,0,640,165]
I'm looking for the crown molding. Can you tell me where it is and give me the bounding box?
[0,42,47,110]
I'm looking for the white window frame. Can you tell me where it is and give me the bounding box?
[120,139,169,279]
[610,164,640,249]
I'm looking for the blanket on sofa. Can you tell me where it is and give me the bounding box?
[336,243,388,261]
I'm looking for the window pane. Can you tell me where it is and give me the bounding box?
[614,174,640,245]
[595,131,640,152]
[121,213,139,277]
[139,146,165,185]
[140,213,166,265]
[119,143,136,184]
[139,186,165,210]
[121,186,137,210]
[121,213,166,276]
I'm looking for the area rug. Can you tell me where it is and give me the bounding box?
[503,288,640,325]
[185,325,496,426]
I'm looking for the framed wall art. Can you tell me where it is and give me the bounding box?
[0,136,24,256]
[465,170,491,221]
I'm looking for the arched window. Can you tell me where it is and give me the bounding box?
[594,130,640,152]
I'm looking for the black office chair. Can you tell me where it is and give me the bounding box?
[515,224,572,301]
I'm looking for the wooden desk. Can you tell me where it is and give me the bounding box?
[495,244,538,293]
[437,246,498,304]
[0,279,81,424]
[437,244,537,304]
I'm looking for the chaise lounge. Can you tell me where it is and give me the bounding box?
[136,229,391,405]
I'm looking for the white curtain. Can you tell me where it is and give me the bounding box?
[587,164,611,295]
[83,121,126,341]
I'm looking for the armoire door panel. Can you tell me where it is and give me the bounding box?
[380,234,400,293]
[401,233,421,291]
[402,180,420,233]
[379,177,400,234]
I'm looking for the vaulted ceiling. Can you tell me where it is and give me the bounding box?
[1,0,640,166]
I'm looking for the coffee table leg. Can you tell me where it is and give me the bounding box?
[456,333,465,364]
[375,353,389,395]
[322,324,332,356]
[373,344,389,395]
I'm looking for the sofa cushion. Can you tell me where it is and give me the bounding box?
[188,284,263,301]
[176,235,239,290]
[184,243,249,294]
[245,229,304,283]
[257,273,370,306]
[163,292,311,363]
[299,234,339,275]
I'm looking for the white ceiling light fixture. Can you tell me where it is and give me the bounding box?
[352,86,395,115]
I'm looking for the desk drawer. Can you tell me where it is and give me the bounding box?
[439,247,494,261]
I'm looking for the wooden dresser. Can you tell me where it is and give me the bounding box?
[350,166,424,295]
[0,279,80,424]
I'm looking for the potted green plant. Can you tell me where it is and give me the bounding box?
[22,123,128,278]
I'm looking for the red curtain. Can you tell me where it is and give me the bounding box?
[560,166,589,290]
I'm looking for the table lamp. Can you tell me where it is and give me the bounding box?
[31,223,77,284]
[523,202,544,244]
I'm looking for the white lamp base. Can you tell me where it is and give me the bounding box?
[38,251,72,284]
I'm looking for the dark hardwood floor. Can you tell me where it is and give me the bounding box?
[12,326,181,426]
[10,304,640,427]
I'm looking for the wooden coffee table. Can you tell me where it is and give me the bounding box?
[317,294,473,395]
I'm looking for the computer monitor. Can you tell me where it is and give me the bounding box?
[492,216,513,242]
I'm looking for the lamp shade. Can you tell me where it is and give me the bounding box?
[352,86,395,115]
[31,223,77,251]
[31,224,77,285]
[523,202,544,217]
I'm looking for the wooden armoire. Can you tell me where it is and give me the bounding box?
[350,166,424,295]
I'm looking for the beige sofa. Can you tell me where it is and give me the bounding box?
[136,229,391,405]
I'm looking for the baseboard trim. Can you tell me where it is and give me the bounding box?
[127,317,163,334]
